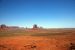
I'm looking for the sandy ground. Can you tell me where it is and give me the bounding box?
[0,34,75,50]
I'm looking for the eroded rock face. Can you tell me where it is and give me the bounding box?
[0,24,7,31]
[33,24,38,29]
[0,24,7,29]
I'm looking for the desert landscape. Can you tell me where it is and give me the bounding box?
[0,24,75,50]
[0,0,75,50]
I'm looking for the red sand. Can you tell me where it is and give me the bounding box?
[0,34,75,50]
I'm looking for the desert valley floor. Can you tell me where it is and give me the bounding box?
[0,29,75,50]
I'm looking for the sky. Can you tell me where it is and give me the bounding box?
[0,0,75,28]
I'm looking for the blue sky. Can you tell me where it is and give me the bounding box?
[0,0,75,28]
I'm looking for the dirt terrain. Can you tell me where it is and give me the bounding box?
[0,28,75,50]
